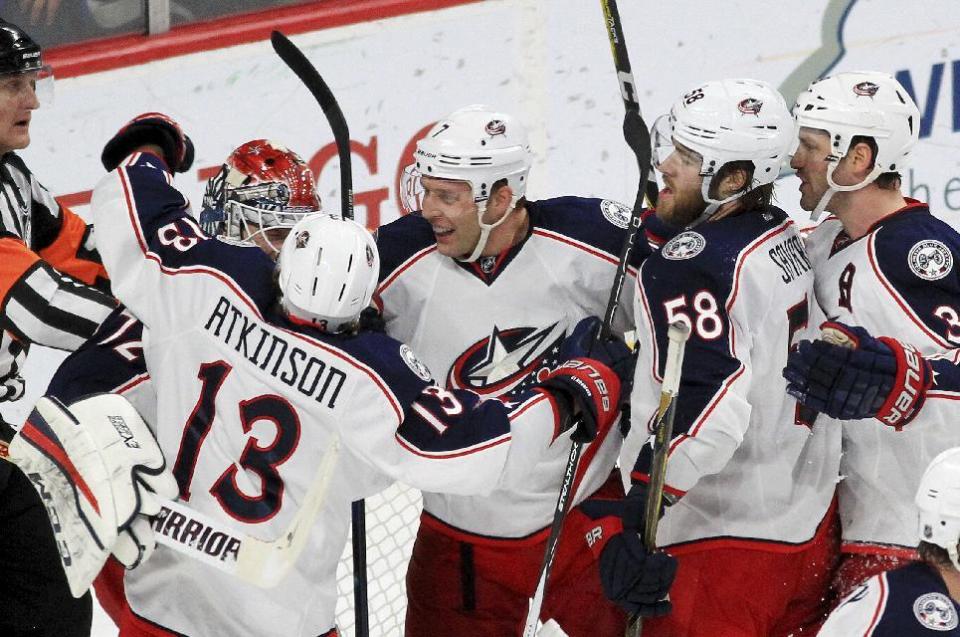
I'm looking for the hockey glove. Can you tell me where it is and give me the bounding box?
[578,486,676,617]
[4,394,178,597]
[783,321,933,429]
[102,112,195,173]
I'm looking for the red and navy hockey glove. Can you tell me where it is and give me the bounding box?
[578,484,676,617]
[539,317,635,442]
[102,112,195,173]
[783,321,933,429]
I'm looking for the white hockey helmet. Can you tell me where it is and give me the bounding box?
[400,104,534,262]
[276,213,380,333]
[916,447,960,572]
[793,71,921,220]
[651,78,794,225]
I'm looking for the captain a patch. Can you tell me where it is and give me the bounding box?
[663,231,706,260]
[908,240,953,281]
[600,200,632,229]
[913,592,958,631]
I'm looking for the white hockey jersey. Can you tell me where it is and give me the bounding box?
[376,197,646,537]
[805,201,960,556]
[623,206,840,549]
[87,153,573,636]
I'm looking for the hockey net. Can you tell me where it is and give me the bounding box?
[335,482,423,636]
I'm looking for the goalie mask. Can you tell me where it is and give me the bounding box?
[916,447,960,572]
[199,140,321,254]
[793,71,920,220]
[277,213,380,333]
[651,78,794,226]
[400,104,533,262]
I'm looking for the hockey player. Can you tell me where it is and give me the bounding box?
[592,79,841,636]
[818,447,960,635]
[783,71,960,599]
[38,116,633,637]
[44,135,326,627]
[0,18,121,637]
[381,104,669,636]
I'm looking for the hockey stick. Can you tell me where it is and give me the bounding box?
[270,30,354,220]
[627,322,689,637]
[600,0,659,210]
[270,30,370,636]
[521,5,658,634]
[0,412,340,589]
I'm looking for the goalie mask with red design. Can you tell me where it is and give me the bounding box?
[199,139,321,255]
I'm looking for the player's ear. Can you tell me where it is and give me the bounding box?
[845,140,875,177]
[487,180,514,214]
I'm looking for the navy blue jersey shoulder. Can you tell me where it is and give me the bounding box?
[121,157,277,313]
[859,562,960,635]
[528,196,648,269]
[47,306,146,403]
[375,213,435,284]
[277,316,431,411]
[870,205,960,338]
[645,206,790,298]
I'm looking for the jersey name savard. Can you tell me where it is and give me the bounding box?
[204,296,347,407]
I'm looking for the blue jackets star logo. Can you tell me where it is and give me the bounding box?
[446,323,566,396]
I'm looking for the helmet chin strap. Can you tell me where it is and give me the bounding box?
[809,160,883,222]
[457,196,520,263]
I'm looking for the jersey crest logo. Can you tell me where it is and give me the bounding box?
[447,323,566,396]
[913,592,958,631]
[663,231,706,260]
[400,344,433,382]
[908,240,953,281]
[601,200,631,229]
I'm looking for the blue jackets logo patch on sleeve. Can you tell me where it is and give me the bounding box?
[913,592,958,631]
[400,344,433,382]
[600,200,631,229]
[908,240,953,281]
[663,231,706,260]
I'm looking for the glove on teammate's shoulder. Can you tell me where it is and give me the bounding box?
[783,321,933,429]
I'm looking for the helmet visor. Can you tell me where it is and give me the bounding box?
[651,113,675,171]
[0,65,53,108]
[399,164,424,214]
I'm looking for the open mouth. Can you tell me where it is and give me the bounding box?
[432,225,454,238]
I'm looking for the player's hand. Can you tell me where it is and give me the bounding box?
[538,317,634,442]
[102,112,195,173]
[5,394,178,596]
[578,485,676,617]
[783,321,933,429]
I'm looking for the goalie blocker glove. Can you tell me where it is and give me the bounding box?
[539,316,635,442]
[102,112,195,173]
[577,483,676,616]
[783,321,933,430]
[3,394,178,597]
